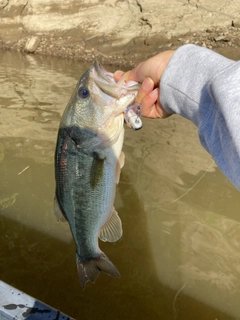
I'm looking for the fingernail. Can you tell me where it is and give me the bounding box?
[142,78,153,91]
[149,88,158,98]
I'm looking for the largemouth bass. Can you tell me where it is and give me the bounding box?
[54,62,139,288]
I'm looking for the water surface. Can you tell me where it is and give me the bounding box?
[0,50,240,320]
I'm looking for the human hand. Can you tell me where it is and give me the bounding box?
[114,50,175,119]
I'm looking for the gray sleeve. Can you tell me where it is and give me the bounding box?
[160,44,240,189]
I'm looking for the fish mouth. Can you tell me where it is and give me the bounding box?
[92,61,113,83]
[78,61,139,149]
[91,61,140,99]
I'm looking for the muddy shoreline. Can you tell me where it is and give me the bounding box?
[1,25,240,67]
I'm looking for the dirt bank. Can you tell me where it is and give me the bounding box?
[0,0,240,67]
[0,25,239,68]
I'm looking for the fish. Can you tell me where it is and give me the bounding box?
[54,61,139,288]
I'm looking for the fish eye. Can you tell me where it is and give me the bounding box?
[78,88,89,99]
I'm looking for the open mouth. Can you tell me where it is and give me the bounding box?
[91,61,140,99]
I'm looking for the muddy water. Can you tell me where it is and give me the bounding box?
[0,49,240,320]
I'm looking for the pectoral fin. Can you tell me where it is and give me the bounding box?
[90,157,104,188]
[115,151,125,184]
[54,196,67,222]
[99,208,123,242]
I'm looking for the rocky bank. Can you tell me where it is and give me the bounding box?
[0,0,240,67]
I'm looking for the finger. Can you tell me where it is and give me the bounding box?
[114,69,139,83]
[135,77,154,103]
[114,70,124,82]
[141,88,171,119]
[141,88,159,118]
[113,70,136,82]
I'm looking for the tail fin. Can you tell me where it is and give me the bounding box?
[76,252,120,289]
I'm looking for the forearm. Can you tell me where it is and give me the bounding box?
[160,44,240,189]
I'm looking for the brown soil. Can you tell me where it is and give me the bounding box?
[0,25,240,68]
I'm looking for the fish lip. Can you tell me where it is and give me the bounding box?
[92,60,112,82]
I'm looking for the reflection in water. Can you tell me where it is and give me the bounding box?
[0,51,240,320]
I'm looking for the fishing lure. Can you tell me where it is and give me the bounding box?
[125,104,142,130]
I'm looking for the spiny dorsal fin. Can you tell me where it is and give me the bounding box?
[99,208,123,242]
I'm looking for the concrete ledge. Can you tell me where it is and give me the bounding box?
[0,281,73,320]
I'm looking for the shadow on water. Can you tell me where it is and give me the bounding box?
[0,50,240,320]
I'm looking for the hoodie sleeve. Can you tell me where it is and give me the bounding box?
[160,44,240,189]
